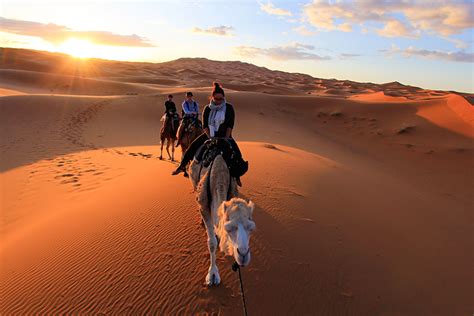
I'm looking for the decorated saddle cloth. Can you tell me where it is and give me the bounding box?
[195,138,248,178]
[183,117,202,132]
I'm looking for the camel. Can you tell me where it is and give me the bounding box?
[160,113,180,161]
[190,155,256,286]
[178,119,204,158]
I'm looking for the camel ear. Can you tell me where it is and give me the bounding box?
[247,200,255,214]
[222,201,229,213]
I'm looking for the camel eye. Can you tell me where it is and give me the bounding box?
[225,223,236,233]
[246,221,256,232]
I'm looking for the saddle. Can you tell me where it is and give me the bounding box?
[183,118,202,132]
[196,138,248,178]
[161,112,180,133]
[171,113,180,127]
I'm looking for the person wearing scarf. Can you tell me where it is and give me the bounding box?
[172,82,243,185]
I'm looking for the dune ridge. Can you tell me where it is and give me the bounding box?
[2,47,473,100]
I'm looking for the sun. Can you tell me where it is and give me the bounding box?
[57,38,97,59]
[48,37,149,62]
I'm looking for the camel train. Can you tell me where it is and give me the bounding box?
[160,86,255,286]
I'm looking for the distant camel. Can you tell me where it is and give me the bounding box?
[160,113,180,161]
[190,155,256,286]
[178,120,204,158]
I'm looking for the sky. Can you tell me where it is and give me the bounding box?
[1,0,473,92]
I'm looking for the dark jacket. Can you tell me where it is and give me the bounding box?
[203,103,235,138]
[165,100,176,114]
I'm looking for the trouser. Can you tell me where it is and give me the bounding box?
[178,132,207,169]
[227,138,242,159]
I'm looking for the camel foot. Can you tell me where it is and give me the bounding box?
[159,155,163,160]
[206,267,221,286]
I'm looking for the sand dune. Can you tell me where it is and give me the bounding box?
[0,69,160,96]
[1,48,473,315]
[5,47,470,100]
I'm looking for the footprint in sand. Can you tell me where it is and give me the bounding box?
[263,144,280,150]
[55,173,75,179]
[60,177,79,184]
[138,152,153,159]
[128,152,153,159]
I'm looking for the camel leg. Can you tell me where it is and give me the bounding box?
[202,212,220,286]
[181,136,189,160]
[171,139,175,161]
[166,139,172,160]
[180,134,189,161]
[181,144,186,161]
[159,139,164,160]
[176,124,183,147]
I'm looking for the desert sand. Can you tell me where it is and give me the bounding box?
[1,47,473,315]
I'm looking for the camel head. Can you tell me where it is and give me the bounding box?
[218,198,256,267]
[186,121,200,134]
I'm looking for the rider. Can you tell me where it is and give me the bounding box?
[176,92,199,146]
[172,82,244,186]
[161,94,179,135]
[164,94,177,117]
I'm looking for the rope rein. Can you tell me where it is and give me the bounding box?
[232,262,249,316]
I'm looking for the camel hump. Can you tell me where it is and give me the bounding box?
[211,155,229,178]
[214,154,226,165]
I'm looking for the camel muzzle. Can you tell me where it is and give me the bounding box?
[236,248,251,266]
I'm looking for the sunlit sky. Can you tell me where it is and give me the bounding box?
[1,0,473,92]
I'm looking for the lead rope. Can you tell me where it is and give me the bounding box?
[232,262,248,316]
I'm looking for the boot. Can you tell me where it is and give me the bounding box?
[172,166,185,175]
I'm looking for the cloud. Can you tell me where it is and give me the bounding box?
[337,22,352,32]
[0,17,155,47]
[303,1,474,38]
[260,2,292,16]
[234,46,263,58]
[441,36,469,49]
[293,25,317,36]
[191,25,234,37]
[382,44,474,63]
[339,53,361,59]
[234,42,330,61]
[376,19,418,38]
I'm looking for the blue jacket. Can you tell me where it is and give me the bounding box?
[182,100,199,117]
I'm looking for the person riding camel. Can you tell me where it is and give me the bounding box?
[161,94,179,131]
[176,92,199,146]
[164,94,177,117]
[172,82,246,186]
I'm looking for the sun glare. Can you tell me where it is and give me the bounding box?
[46,38,149,62]
[57,38,96,59]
